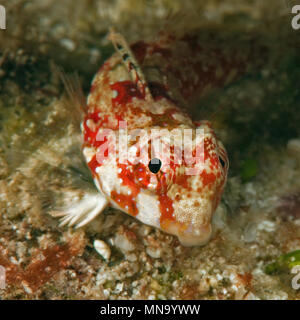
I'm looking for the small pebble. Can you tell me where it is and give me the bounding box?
[94,239,111,261]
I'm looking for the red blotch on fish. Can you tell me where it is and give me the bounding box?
[201,170,216,187]
[110,81,145,107]
[159,193,175,226]
[111,190,138,216]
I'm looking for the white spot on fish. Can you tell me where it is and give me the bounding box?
[83,146,96,163]
[86,119,97,131]
[95,167,101,174]
[130,146,138,155]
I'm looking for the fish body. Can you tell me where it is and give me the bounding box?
[59,29,265,246]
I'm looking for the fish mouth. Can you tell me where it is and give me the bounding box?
[159,197,215,246]
[177,223,212,246]
[163,220,212,246]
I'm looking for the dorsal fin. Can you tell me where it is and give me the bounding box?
[108,28,153,102]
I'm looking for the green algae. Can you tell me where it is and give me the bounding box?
[265,250,300,275]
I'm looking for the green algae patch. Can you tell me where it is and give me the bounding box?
[240,158,258,183]
[265,250,300,275]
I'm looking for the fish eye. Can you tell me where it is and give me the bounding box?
[219,156,225,168]
[148,158,162,174]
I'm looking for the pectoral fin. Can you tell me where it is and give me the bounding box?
[50,192,109,228]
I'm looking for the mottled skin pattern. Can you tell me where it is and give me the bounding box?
[61,30,266,246]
